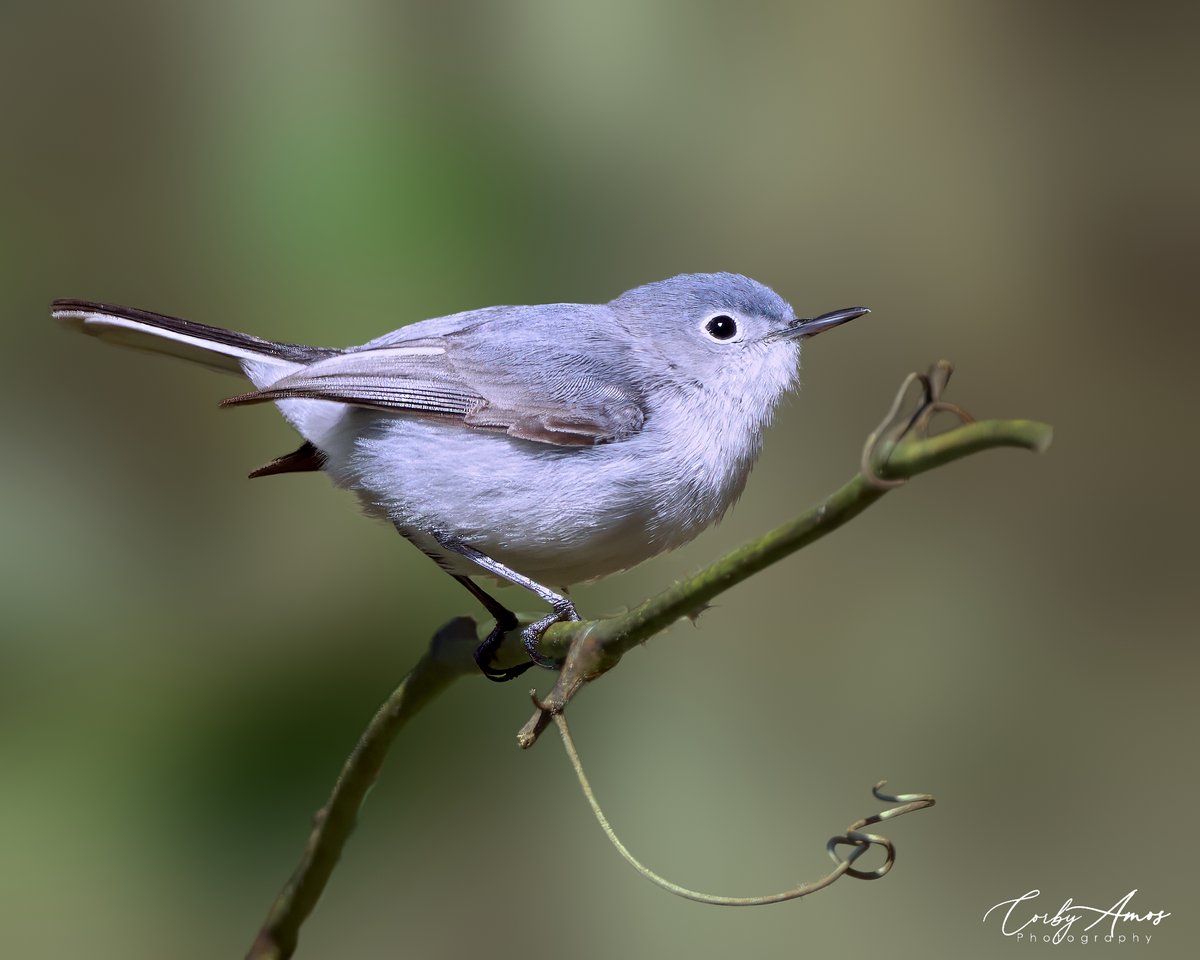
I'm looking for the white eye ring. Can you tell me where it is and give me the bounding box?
[700,312,743,343]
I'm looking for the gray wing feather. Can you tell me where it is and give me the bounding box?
[222,341,483,417]
[223,306,647,446]
[232,379,481,417]
[440,306,647,442]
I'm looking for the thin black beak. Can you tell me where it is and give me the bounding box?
[786,306,870,338]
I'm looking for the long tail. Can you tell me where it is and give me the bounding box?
[51,300,346,463]
[50,299,335,376]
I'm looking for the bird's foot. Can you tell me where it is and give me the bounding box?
[520,599,580,671]
[474,615,538,683]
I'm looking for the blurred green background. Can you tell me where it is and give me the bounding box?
[2,1,1197,957]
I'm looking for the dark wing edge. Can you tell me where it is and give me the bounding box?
[465,406,645,445]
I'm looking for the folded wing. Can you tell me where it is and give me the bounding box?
[222,314,646,447]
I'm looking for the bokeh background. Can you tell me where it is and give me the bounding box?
[2,2,1197,957]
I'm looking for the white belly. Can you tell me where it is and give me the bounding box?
[317,409,750,586]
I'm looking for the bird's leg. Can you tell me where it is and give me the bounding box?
[436,535,579,680]
[451,575,532,682]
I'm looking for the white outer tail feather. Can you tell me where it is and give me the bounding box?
[51,302,345,445]
[51,305,293,376]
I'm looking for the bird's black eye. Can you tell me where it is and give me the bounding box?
[705,314,738,341]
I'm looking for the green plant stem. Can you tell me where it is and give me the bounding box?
[245,618,480,960]
[246,409,1051,959]
[516,417,1051,745]
[572,420,1051,657]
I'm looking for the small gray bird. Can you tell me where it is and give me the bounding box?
[52,274,866,679]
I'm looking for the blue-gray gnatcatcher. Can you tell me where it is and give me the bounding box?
[52,274,867,680]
